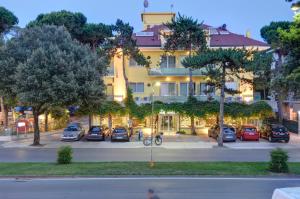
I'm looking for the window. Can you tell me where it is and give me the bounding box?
[129,83,144,93]
[200,83,215,95]
[129,58,142,67]
[180,82,196,96]
[160,83,176,96]
[160,56,176,68]
[180,83,188,96]
[225,82,237,91]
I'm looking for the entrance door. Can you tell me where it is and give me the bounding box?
[161,115,175,132]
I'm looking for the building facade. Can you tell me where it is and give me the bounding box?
[94,12,270,135]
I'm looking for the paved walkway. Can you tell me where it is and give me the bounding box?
[1,129,300,150]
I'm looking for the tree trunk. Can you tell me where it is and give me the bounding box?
[44,112,49,132]
[218,66,226,147]
[32,108,40,146]
[122,53,129,95]
[191,115,196,135]
[0,96,8,128]
[275,52,284,124]
[3,105,8,128]
[277,96,284,124]
[88,114,92,129]
[188,49,195,135]
[108,113,112,131]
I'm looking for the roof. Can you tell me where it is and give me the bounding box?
[133,24,269,48]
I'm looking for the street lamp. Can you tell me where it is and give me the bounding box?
[148,81,160,167]
[291,2,300,16]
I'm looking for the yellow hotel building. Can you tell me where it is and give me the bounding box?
[94,12,270,134]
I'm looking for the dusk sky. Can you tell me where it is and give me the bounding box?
[0,0,294,41]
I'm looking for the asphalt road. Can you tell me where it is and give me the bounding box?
[0,177,299,199]
[1,148,300,162]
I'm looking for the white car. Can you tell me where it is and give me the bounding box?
[272,187,300,199]
[61,123,85,141]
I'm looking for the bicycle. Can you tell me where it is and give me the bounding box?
[143,134,163,146]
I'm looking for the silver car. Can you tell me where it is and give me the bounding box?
[61,123,85,141]
[208,124,237,142]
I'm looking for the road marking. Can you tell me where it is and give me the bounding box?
[1,177,300,181]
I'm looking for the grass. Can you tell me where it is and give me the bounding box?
[0,162,300,177]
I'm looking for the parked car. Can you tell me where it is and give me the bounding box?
[208,124,237,142]
[260,123,290,143]
[61,123,85,141]
[111,127,130,142]
[86,126,105,141]
[237,125,259,141]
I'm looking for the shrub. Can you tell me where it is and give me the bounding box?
[176,130,186,135]
[57,146,73,164]
[269,148,289,173]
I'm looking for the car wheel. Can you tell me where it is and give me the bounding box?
[285,139,289,143]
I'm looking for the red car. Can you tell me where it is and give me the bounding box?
[237,125,259,141]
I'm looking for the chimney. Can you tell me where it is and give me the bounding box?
[246,30,251,38]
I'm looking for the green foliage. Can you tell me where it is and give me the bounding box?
[123,94,272,121]
[0,6,18,34]
[176,130,186,135]
[110,19,150,67]
[27,10,86,40]
[12,25,105,109]
[279,17,300,86]
[260,21,291,48]
[163,13,207,53]
[6,25,106,144]
[98,100,126,116]
[269,148,289,173]
[183,48,253,94]
[80,23,112,50]
[57,146,73,164]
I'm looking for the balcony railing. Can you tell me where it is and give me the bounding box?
[148,67,205,76]
[146,95,220,103]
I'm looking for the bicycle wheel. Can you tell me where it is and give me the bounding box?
[155,137,162,145]
[143,138,151,146]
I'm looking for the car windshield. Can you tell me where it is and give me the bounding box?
[244,127,256,132]
[224,127,234,132]
[90,127,101,132]
[114,128,126,133]
[65,126,79,131]
[272,126,287,133]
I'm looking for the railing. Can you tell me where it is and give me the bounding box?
[148,67,205,76]
[152,95,220,103]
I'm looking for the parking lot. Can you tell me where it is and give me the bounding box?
[1,129,300,150]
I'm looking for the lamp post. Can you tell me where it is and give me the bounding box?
[149,82,160,167]
[291,2,300,17]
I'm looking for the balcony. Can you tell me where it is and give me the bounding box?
[148,67,205,77]
[151,95,220,103]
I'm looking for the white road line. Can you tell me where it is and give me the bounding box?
[1,177,300,181]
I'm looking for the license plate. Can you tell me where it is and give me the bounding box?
[116,137,122,139]
[249,133,254,135]
[91,134,98,136]
[280,133,285,135]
